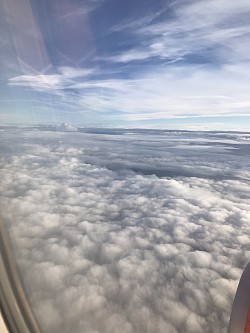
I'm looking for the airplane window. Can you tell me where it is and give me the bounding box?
[0,1,250,333]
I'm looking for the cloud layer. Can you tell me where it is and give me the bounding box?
[0,128,250,333]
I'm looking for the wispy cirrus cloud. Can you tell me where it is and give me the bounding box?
[77,62,250,118]
[107,0,250,64]
[3,0,250,128]
[8,67,96,92]
[7,61,250,127]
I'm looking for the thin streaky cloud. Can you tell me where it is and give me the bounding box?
[108,0,250,64]
[1,0,250,129]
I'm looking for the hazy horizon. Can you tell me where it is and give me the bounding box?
[1,124,250,133]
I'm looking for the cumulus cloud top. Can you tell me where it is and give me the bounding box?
[0,128,249,333]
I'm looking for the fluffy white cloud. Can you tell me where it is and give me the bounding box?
[0,128,249,333]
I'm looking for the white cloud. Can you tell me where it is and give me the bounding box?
[9,73,62,90]
[0,128,249,333]
[3,0,250,128]
[8,66,95,92]
[8,61,250,124]
[111,0,250,64]
[78,63,250,120]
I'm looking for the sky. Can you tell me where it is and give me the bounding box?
[0,128,250,333]
[1,0,250,130]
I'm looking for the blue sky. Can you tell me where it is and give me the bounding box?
[1,0,250,130]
